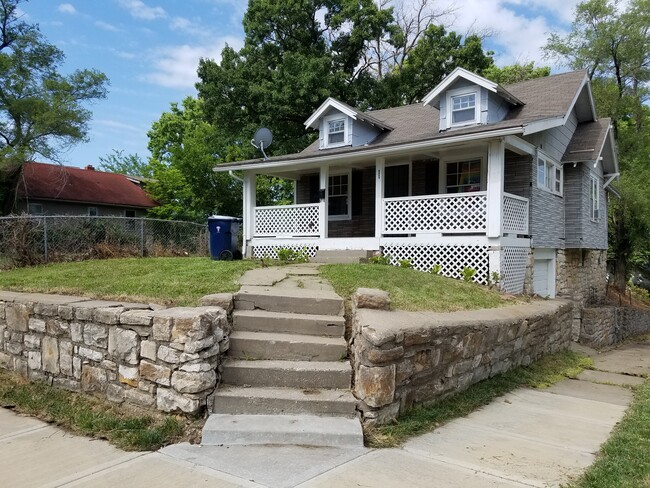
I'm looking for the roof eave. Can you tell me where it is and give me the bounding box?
[304,98,358,129]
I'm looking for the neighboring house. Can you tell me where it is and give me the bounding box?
[12,162,157,218]
[215,68,619,300]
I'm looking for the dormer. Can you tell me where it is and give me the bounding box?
[422,67,524,131]
[304,97,393,150]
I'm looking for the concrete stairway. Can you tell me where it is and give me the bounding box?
[203,280,363,448]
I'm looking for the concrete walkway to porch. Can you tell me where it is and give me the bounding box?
[2,336,648,487]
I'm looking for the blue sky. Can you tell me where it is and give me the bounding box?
[19,0,580,169]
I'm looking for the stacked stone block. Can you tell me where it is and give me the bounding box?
[0,293,230,414]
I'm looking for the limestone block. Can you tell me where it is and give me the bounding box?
[353,288,391,311]
[125,388,155,408]
[118,364,139,387]
[23,334,41,349]
[34,303,58,316]
[157,345,181,364]
[184,335,215,354]
[42,336,59,374]
[362,401,400,427]
[197,293,233,313]
[27,351,41,370]
[219,337,230,353]
[59,340,73,376]
[75,307,94,321]
[171,370,216,394]
[6,303,29,331]
[58,305,74,321]
[355,364,396,408]
[156,388,200,414]
[138,380,156,393]
[179,361,214,373]
[106,384,125,403]
[52,378,80,391]
[101,359,118,371]
[15,358,28,377]
[70,322,84,343]
[120,310,154,326]
[0,302,5,320]
[78,346,104,362]
[5,341,22,355]
[84,323,108,348]
[108,327,139,365]
[46,318,68,336]
[93,307,124,325]
[81,365,107,393]
[152,316,173,341]
[73,356,82,379]
[28,318,46,333]
[0,352,12,369]
[140,361,171,386]
[153,307,226,345]
[140,340,157,361]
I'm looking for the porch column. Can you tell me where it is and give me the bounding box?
[375,157,385,239]
[319,165,329,239]
[242,171,256,256]
[486,139,505,238]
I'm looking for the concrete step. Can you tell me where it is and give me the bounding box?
[229,331,347,361]
[222,359,352,389]
[202,414,364,447]
[233,310,345,337]
[235,286,343,316]
[212,386,357,416]
[312,250,374,264]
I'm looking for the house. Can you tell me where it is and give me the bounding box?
[215,68,619,300]
[12,162,157,218]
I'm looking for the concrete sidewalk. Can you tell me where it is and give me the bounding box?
[2,340,647,488]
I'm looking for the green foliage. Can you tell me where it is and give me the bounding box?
[482,62,550,85]
[0,0,108,210]
[274,247,310,263]
[98,149,152,178]
[461,266,477,283]
[368,254,392,265]
[489,271,503,288]
[398,259,412,269]
[430,264,443,275]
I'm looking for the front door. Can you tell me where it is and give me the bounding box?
[385,164,410,198]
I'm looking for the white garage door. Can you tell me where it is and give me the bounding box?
[533,259,551,297]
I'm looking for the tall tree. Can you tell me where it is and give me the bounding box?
[98,149,152,178]
[482,62,550,85]
[0,0,108,211]
[545,0,650,290]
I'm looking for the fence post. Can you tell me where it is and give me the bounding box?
[43,216,49,263]
[140,218,145,257]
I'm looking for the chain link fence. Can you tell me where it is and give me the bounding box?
[0,215,209,268]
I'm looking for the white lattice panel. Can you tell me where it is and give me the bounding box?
[382,243,490,284]
[383,193,487,234]
[252,244,319,260]
[254,204,320,237]
[502,194,529,234]
[500,247,529,294]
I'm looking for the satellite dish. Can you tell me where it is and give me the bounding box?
[251,128,273,160]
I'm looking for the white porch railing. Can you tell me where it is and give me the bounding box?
[382,192,488,234]
[254,203,320,237]
[502,193,529,234]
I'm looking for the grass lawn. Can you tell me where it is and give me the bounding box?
[320,263,517,312]
[568,377,650,488]
[368,350,592,447]
[0,257,258,306]
[0,370,201,451]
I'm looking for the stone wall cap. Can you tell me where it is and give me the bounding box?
[1,291,87,305]
[152,306,226,319]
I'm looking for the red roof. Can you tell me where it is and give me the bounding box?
[18,162,157,209]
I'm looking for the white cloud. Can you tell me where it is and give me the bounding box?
[58,3,76,14]
[96,119,143,133]
[169,16,193,32]
[95,20,119,32]
[144,37,243,89]
[118,0,166,20]
[110,48,136,59]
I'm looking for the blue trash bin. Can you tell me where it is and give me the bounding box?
[207,215,242,260]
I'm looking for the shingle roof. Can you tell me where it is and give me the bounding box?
[17,162,158,208]
[562,119,611,162]
[218,70,589,169]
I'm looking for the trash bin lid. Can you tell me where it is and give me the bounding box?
[208,215,242,221]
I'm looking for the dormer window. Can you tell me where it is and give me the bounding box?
[448,87,479,127]
[324,114,348,148]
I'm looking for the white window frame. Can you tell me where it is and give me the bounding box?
[447,87,480,128]
[27,203,43,215]
[328,170,351,221]
[441,156,486,194]
[590,174,600,222]
[88,207,98,216]
[536,152,563,196]
[323,114,349,148]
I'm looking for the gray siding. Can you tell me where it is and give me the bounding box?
[486,91,510,124]
[351,119,381,147]
[16,199,149,217]
[564,164,583,247]
[565,163,607,249]
[524,110,578,162]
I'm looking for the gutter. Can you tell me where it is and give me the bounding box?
[214,126,524,173]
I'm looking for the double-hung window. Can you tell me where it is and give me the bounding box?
[448,88,479,127]
[328,172,350,220]
[326,117,346,147]
[446,159,482,193]
[590,175,600,221]
[536,153,562,196]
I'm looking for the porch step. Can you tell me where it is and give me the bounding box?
[229,331,347,361]
[234,285,343,316]
[202,414,364,447]
[233,310,345,337]
[221,358,352,389]
[212,385,357,416]
[312,249,374,264]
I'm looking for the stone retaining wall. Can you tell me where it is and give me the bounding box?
[350,296,573,426]
[0,291,231,414]
[579,305,650,348]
